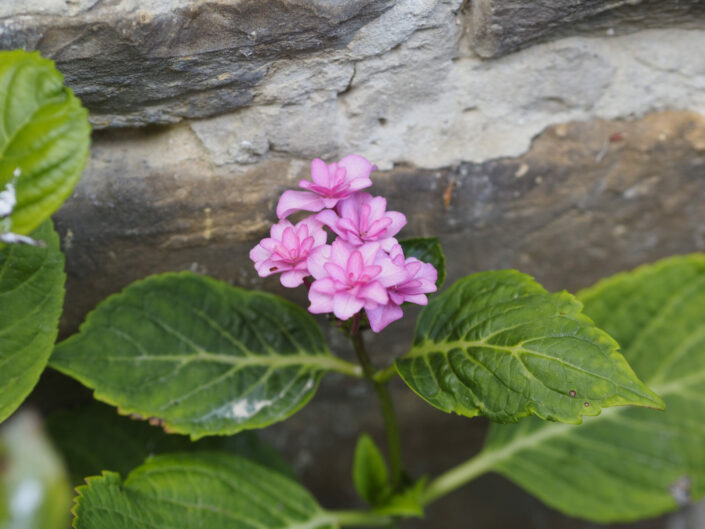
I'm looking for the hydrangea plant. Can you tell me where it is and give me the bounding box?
[3,50,705,529]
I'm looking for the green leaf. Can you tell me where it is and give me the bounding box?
[399,237,446,288]
[50,272,356,439]
[353,434,389,505]
[482,255,705,522]
[396,270,663,424]
[46,402,295,486]
[0,50,90,237]
[1,410,73,529]
[72,453,336,529]
[0,221,65,423]
[351,435,426,517]
[373,477,427,518]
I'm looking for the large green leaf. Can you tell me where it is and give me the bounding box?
[0,50,90,237]
[46,402,295,486]
[481,255,705,522]
[399,237,446,288]
[72,453,336,529]
[396,270,662,424]
[1,410,72,529]
[50,272,358,439]
[0,221,65,423]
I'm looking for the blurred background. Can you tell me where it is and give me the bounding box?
[2,0,705,527]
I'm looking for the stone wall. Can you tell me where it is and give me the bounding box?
[3,1,705,527]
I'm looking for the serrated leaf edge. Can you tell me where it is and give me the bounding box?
[49,271,349,439]
[396,270,664,425]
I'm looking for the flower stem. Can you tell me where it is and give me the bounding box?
[372,363,398,384]
[350,314,404,488]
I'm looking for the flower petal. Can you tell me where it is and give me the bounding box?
[315,209,341,234]
[366,304,403,333]
[324,262,348,283]
[359,281,388,305]
[249,244,270,263]
[367,195,386,220]
[338,154,374,182]
[307,245,331,279]
[333,291,364,320]
[383,211,407,238]
[255,259,291,278]
[270,220,293,240]
[311,277,338,294]
[282,227,298,251]
[280,270,307,288]
[337,195,359,224]
[308,286,335,314]
[276,190,326,219]
[348,177,373,192]
[347,250,364,278]
[357,241,381,264]
[330,239,353,267]
[310,158,331,187]
[404,293,429,305]
[381,237,400,254]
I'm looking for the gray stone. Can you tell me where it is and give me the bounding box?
[4,1,705,171]
[0,0,394,127]
[469,0,705,58]
[188,27,705,170]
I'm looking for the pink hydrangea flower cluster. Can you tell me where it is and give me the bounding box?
[250,155,437,332]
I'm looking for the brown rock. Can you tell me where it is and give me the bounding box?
[55,110,705,335]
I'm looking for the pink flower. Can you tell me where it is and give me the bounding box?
[307,240,407,321]
[250,217,327,287]
[316,192,406,247]
[366,244,438,332]
[276,155,375,219]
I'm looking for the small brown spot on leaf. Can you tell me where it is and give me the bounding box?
[569,390,576,397]
[584,402,590,407]
[148,417,165,427]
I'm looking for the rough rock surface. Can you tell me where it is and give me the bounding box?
[55,109,705,346]
[469,0,705,57]
[189,27,705,169]
[0,0,395,126]
[2,0,704,170]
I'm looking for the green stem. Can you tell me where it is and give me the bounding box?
[328,510,393,527]
[328,357,365,378]
[421,449,496,505]
[372,363,398,384]
[350,316,404,489]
